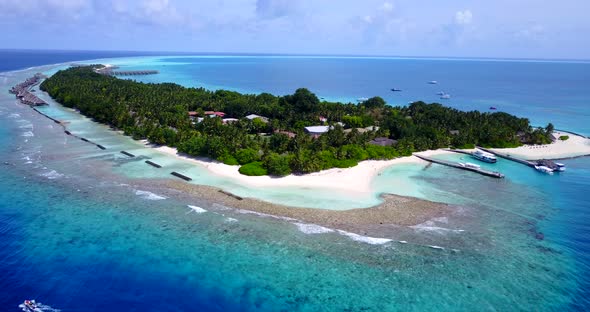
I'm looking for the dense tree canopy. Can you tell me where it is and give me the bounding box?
[40,66,553,176]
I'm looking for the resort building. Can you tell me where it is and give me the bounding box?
[304,126,331,135]
[245,114,269,122]
[222,118,239,124]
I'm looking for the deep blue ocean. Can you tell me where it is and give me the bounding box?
[1,50,590,311]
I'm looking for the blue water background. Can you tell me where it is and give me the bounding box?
[0,51,589,311]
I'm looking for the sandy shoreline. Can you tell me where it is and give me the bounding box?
[150,143,453,195]
[149,131,590,195]
[490,131,590,160]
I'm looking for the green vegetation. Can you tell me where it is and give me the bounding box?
[238,162,268,176]
[559,135,569,141]
[40,66,555,176]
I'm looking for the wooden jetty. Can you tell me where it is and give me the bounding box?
[171,171,192,181]
[475,146,536,167]
[98,69,159,76]
[145,160,162,168]
[414,154,505,178]
[219,190,243,200]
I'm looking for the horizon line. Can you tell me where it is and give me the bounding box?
[1,48,589,63]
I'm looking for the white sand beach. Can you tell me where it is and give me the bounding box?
[148,131,589,194]
[152,144,451,194]
[490,131,590,160]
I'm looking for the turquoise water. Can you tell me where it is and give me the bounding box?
[106,55,590,135]
[1,52,589,311]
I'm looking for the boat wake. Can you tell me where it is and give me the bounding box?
[18,301,61,312]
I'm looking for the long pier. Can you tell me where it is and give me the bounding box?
[414,154,505,178]
[98,70,159,76]
[10,74,48,106]
[475,146,536,167]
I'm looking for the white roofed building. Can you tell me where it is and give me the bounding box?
[245,114,269,122]
[304,126,331,135]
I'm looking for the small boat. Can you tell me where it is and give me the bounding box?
[535,165,554,174]
[391,88,402,92]
[440,94,451,99]
[21,300,41,312]
[460,162,481,169]
[357,97,369,102]
[489,106,497,110]
[428,80,438,84]
[436,91,445,95]
[555,162,566,172]
[472,149,497,163]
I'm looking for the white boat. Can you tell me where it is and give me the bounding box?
[436,91,445,95]
[460,162,481,169]
[20,300,42,312]
[428,80,438,84]
[555,162,566,172]
[535,165,554,174]
[440,94,451,99]
[472,149,497,163]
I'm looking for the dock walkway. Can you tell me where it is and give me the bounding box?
[414,154,505,178]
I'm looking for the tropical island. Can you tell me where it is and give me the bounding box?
[40,65,555,177]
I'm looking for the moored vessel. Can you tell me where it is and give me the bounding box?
[472,149,497,163]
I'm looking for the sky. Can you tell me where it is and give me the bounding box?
[0,0,588,59]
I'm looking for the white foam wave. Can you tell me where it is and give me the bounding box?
[8,113,21,119]
[293,222,334,234]
[135,190,167,200]
[410,221,464,234]
[225,217,238,223]
[41,170,64,180]
[21,131,34,137]
[336,230,393,245]
[187,205,207,214]
[236,209,297,221]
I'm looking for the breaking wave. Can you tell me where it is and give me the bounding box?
[187,205,207,214]
[135,190,167,200]
[336,230,393,245]
[293,222,334,234]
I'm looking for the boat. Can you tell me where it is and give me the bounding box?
[428,80,438,84]
[436,91,445,95]
[459,162,481,169]
[391,88,402,92]
[535,165,554,174]
[357,97,369,102]
[20,300,41,312]
[440,94,451,99]
[472,149,497,163]
[555,162,567,172]
[489,106,497,110]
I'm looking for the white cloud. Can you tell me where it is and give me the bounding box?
[455,10,473,25]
